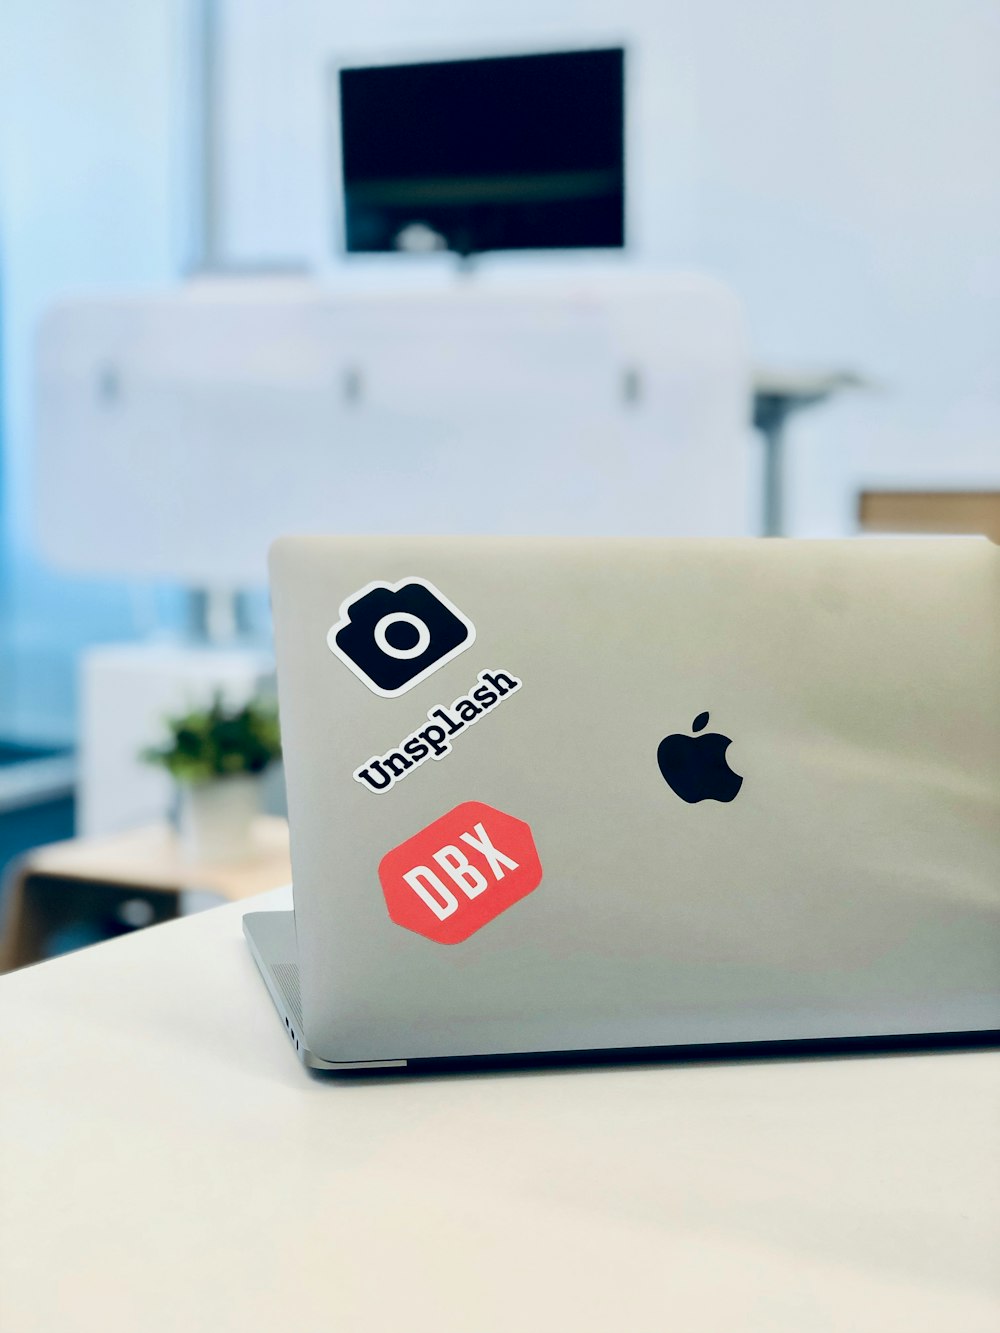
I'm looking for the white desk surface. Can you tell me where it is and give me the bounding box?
[1,887,998,1333]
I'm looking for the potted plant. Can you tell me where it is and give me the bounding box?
[142,693,282,863]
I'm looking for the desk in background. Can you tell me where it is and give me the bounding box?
[859,490,1000,542]
[0,815,290,972]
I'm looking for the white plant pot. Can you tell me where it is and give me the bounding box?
[176,773,262,864]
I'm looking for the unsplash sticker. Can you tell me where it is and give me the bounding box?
[354,669,521,794]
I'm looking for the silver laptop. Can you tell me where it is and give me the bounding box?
[245,535,1000,1070]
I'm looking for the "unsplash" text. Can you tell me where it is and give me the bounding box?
[353,669,522,794]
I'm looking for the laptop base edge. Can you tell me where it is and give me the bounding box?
[242,910,408,1071]
[244,910,999,1074]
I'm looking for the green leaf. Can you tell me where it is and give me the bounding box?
[139,692,282,784]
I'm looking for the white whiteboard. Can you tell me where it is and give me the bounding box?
[35,272,752,586]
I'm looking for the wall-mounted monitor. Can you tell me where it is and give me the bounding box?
[337,48,625,258]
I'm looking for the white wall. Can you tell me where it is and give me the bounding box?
[1,0,997,738]
[0,0,194,739]
[215,0,1000,535]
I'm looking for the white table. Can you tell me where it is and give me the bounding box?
[2,887,998,1333]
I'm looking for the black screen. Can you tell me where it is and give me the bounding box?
[338,48,625,256]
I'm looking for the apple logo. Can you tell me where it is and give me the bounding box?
[656,711,743,804]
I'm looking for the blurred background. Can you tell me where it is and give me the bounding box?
[1,0,998,966]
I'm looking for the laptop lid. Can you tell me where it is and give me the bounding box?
[269,536,1000,1063]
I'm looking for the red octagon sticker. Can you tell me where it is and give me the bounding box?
[378,801,542,944]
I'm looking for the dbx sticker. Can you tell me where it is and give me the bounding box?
[378,802,542,944]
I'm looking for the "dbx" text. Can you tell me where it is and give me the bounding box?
[378,802,543,944]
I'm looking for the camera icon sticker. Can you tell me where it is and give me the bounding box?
[327,577,476,698]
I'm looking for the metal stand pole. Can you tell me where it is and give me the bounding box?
[751,373,865,538]
[753,393,790,538]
